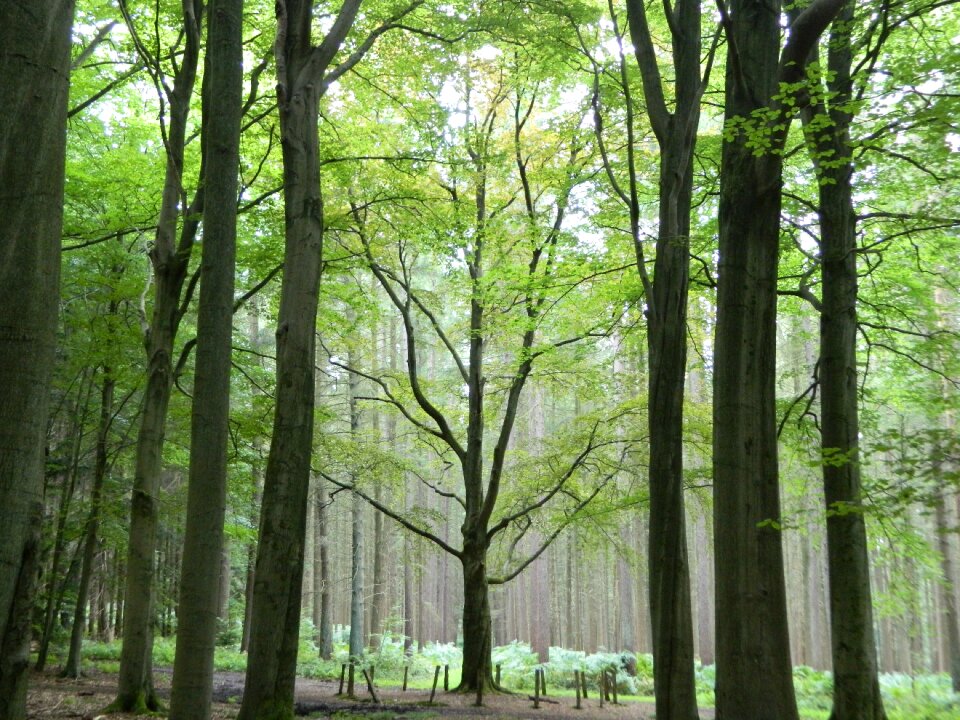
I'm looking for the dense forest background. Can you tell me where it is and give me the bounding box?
[2,0,960,719]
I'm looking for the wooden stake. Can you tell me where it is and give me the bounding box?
[495,663,501,687]
[540,667,547,696]
[580,669,588,699]
[362,667,379,703]
[338,663,346,695]
[444,663,449,691]
[574,671,582,709]
[402,665,409,691]
[610,668,618,704]
[429,665,441,702]
[533,669,541,709]
[599,671,605,707]
[347,662,355,697]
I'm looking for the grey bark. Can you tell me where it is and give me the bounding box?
[348,335,365,662]
[114,1,205,710]
[0,1,73,715]
[316,479,333,659]
[237,2,364,716]
[802,5,887,716]
[622,0,703,714]
[713,1,844,718]
[168,0,242,714]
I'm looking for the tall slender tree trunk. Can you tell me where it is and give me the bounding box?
[315,479,333,659]
[623,0,701,714]
[168,0,242,715]
[348,335,365,664]
[64,368,116,678]
[0,2,73,715]
[934,287,960,690]
[238,3,362,716]
[114,3,204,710]
[794,4,887,716]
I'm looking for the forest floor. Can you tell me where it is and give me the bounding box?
[25,668,704,719]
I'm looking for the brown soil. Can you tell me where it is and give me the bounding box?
[25,668,685,719]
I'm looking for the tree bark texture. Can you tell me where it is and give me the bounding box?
[810,5,887,717]
[316,480,334,659]
[238,2,362,716]
[348,339,365,662]
[0,1,73,715]
[169,0,242,715]
[714,1,796,717]
[624,0,701,715]
[115,2,204,710]
[460,531,493,692]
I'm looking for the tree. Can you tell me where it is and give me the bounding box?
[713,1,844,717]
[112,0,206,710]
[62,358,116,679]
[798,3,887,717]
[237,1,421,715]
[168,0,243,715]
[321,60,633,689]
[622,0,712,715]
[0,1,74,716]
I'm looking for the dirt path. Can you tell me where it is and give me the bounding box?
[27,668,691,719]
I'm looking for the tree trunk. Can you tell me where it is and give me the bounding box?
[0,2,73,715]
[935,484,960,691]
[800,5,887,716]
[316,479,333,659]
[237,2,362,715]
[347,318,366,663]
[169,0,242,714]
[403,486,416,655]
[371,486,386,646]
[714,2,798,717]
[624,0,700,714]
[459,531,493,691]
[114,2,204,709]
[64,369,115,678]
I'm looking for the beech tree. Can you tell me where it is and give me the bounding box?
[713,0,844,717]
[319,58,636,689]
[797,3,887,717]
[168,0,243,716]
[238,0,423,716]
[622,1,712,716]
[111,0,206,710]
[0,2,74,717]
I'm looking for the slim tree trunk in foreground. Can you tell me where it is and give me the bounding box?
[624,0,703,716]
[347,340,365,664]
[168,0,243,715]
[315,479,333,659]
[237,2,366,716]
[0,2,73,716]
[113,2,205,710]
[806,5,887,717]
